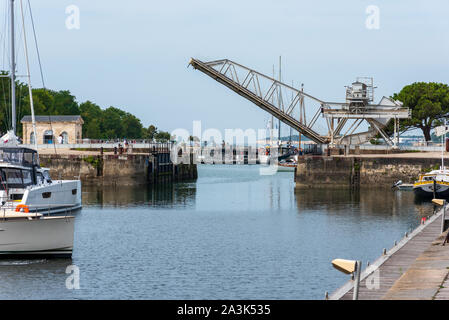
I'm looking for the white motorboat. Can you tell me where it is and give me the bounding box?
[0,211,74,258]
[0,140,82,214]
[0,144,77,257]
[0,0,79,257]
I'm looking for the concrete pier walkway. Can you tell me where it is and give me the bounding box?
[383,230,449,300]
[330,207,447,300]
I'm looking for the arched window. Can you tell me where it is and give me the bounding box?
[61,131,69,144]
[30,132,35,145]
[43,130,54,144]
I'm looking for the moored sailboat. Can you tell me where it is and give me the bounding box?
[0,0,79,257]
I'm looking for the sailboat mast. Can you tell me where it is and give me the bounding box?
[271,65,274,146]
[10,0,16,134]
[20,0,38,149]
[442,119,446,171]
[278,56,281,146]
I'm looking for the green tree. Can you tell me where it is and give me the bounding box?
[393,82,449,142]
[0,71,14,133]
[80,101,102,138]
[53,90,79,115]
[101,107,125,139]
[0,75,30,137]
[122,113,144,139]
[85,119,101,139]
[28,88,55,114]
[154,131,171,142]
[145,125,157,140]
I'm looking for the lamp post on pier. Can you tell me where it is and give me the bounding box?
[432,198,447,234]
[332,258,362,300]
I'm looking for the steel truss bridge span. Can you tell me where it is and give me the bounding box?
[189,58,411,147]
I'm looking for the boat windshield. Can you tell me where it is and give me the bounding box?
[0,148,38,167]
[0,168,33,188]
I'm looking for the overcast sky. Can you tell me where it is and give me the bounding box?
[2,0,449,137]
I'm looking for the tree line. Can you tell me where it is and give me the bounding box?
[2,73,449,143]
[0,73,171,141]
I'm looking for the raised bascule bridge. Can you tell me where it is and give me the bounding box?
[189,58,411,148]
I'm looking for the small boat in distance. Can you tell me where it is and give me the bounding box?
[392,180,413,191]
[278,156,297,172]
[413,123,449,199]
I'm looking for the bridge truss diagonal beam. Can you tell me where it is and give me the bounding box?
[189,58,411,147]
[189,58,329,144]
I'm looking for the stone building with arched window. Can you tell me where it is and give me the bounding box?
[21,115,84,145]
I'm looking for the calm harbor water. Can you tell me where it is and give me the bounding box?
[0,165,433,299]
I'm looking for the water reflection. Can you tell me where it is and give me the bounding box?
[82,182,197,208]
[295,187,433,220]
[295,187,361,209]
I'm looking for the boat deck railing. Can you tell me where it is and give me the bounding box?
[0,202,80,220]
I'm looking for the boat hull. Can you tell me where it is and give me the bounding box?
[21,180,82,214]
[413,182,449,199]
[0,216,74,258]
[277,164,296,172]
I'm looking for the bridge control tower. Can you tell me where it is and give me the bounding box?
[322,77,408,147]
[345,77,374,110]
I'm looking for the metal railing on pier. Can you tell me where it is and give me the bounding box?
[22,140,174,151]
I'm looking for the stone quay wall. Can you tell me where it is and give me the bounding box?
[295,156,442,188]
[39,153,197,186]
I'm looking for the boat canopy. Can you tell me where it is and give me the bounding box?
[0,147,39,167]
